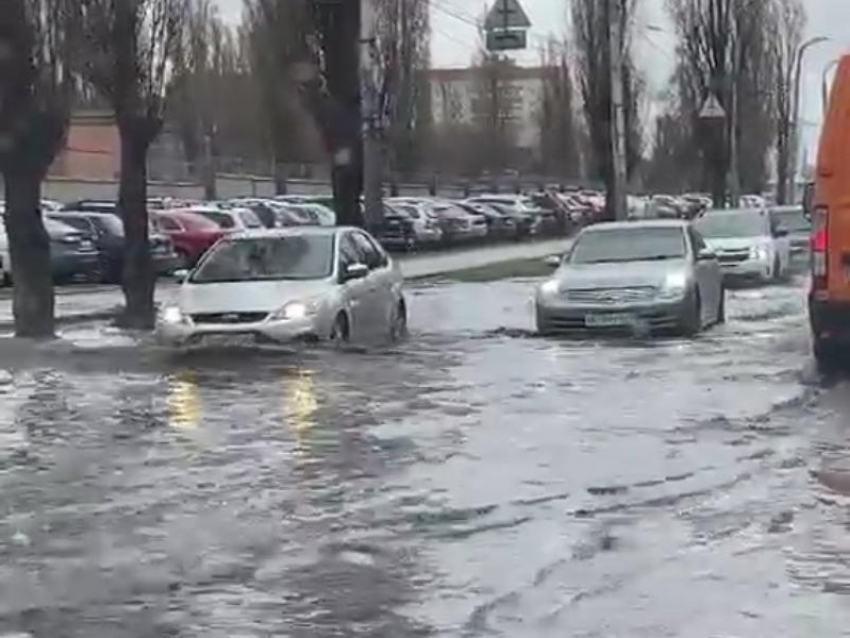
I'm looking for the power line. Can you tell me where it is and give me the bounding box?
[639,30,675,62]
[433,24,479,52]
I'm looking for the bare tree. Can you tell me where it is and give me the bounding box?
[573,0,643,219]
[468,52,522,174]
[770,0,805,204]
[79,0,186,328]
[668,0,780,204]
[376,0,430,181]
[307,0,364,226]
[243,0,320,194]
[171,0,238,191]
[0,0,80,337]
[538,39,582,179]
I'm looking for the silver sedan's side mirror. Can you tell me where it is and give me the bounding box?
[172,269,190,282]
[544,255,562,268]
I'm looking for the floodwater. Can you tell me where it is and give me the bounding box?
[1,274,849,637]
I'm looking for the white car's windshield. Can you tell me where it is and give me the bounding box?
[696,212,768,238]
[192,235,334,283]
[771,210,810,233]
[570,228,687,264]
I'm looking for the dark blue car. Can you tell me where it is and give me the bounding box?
[49,211,179,283]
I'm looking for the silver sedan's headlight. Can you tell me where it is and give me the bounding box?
[539,279,562,296]
[269,299,321,321]
[658,271,688,299]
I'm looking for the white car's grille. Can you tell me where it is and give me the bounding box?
[192,312,268,325]
[565,286,657,305]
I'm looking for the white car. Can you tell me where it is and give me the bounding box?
[694,208,792,282]
[186,205,264,232]
[156,226,407,346]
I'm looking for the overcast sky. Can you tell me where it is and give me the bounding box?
[217,0,849,155]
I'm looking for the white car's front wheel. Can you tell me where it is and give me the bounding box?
[329,312,350,345]
[389,300,408,342]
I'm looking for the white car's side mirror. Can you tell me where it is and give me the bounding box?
[544,255,561,268]
[172,269,190,283]
[343,263,369,281]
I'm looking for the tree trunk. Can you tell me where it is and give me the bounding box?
[3,169,55,338]
[273,162,288,195]
[332,149,364,227]
[117,124,155,329]
[776,133,790,205]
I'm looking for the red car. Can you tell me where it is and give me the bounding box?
[153,210,225,267]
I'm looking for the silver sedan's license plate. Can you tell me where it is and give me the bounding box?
[585,313,636,328]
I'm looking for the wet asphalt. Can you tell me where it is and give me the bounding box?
[1,269,850,637]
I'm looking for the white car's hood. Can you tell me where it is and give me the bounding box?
[176,279,333,314]
[704,236,769,251]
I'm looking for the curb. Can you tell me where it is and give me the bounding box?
[0,307,122,333]
[0,237,576,331]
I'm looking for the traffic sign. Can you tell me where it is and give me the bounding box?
[486,29,527,51]
[699,94,726,120]
[485,0,531,31]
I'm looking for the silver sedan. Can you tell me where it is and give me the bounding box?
[535,220,725,337]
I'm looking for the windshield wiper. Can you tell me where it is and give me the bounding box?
[640,254,681,261]
[581,255,681,264]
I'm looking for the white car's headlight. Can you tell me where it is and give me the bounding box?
[270,299,320,321]
[539,279,561,296]
[750,245,770,261]
[160,305,186,325]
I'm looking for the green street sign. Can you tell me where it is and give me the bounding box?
[486,29,527,51]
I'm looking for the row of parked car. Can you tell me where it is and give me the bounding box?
[374,192,599,251]
[0,190,599,286]
[0,196,341,286]
[628,193,771,221]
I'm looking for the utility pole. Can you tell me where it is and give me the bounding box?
[361,0,384,231]
[607,0,628,221]
[727,67,740,208]
[790,36,829,203]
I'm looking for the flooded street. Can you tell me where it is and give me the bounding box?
[1,273,849,637]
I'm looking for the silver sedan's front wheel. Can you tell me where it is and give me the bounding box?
[678,292,702,337]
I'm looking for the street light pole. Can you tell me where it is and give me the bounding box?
[822,58,840,115]
[790,36,828,203]
[607,0,628,221]
[360,0,384,231]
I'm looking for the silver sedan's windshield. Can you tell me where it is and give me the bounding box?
[192,236,334,283]
[570,228,687,264]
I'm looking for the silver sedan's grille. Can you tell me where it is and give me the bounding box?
[565,286,657,305]
[717,250,750,263]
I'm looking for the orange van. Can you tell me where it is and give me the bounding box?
[809,55,850,365]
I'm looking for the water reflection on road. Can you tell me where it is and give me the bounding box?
[2,275,850,636]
